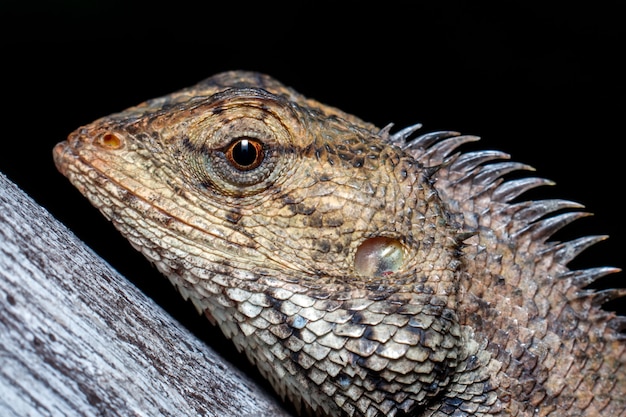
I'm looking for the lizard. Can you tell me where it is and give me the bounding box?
[53,71,626,417]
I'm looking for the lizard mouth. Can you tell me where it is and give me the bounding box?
[52,136,114,213]
[53,140,74,178]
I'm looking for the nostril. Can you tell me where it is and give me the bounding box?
[354,237,405,277]
[96,133,123,149]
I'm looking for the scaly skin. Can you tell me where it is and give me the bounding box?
[53,71,626,416]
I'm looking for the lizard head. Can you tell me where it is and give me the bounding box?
[54,71,468,415]
[54,71,626,416]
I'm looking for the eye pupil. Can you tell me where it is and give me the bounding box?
[232,139,256,167]
[225,137,264,171]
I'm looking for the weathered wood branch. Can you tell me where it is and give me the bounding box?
[0,172,291,417]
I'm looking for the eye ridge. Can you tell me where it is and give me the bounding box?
[224,137,265,171]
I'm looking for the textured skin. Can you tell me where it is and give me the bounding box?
[53,71,626,416]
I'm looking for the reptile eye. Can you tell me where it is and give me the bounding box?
[185,97,300,195]
[224,137,264,171]
[199,134,276,189]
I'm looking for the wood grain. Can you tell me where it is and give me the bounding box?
[0,172,291,417]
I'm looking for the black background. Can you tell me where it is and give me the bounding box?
[2,1,625,406]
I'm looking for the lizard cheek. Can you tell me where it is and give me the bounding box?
[354,237,405,277]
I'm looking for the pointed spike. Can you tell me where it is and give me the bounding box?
[572,288,614,306]
[455,231,478,243]
[560,267,622,288]
[608,316,626,335]
[513,211,591,241]
[589,288,626,306]
[401,129,459,150]
[388,123,423,146]
[424,188,439,203]
[421,135,481,166]
[450,150,510,173]
[546,235,610,265]
[423,165,442,178]
[534,211,591,241]
[492,177,556,203]
[378,123,395,140]
[473,162,535,186]
[448,160,529,192]
[512,199,585,224]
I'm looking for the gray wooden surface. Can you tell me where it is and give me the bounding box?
[0,172,291,417]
